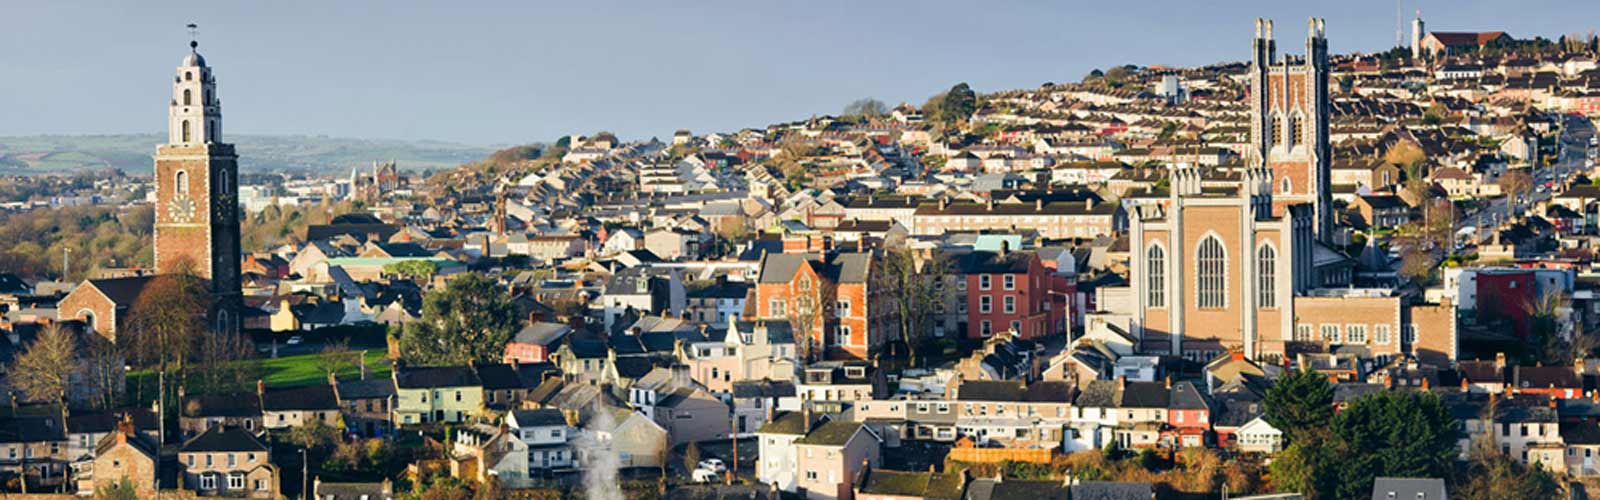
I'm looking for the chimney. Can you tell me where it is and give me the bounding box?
[1035,198,1043,211]
[1116,375,1126,391]
[1460,377,1469,392]
[1164,376,1172,389]
[986,199,995,211]
[1086,198,1096,210]
[1495,352,1507,371]
[256,379,265,398]
[802,404,814,434]
[1421,377,1431,390]
[1230,351,1245,362]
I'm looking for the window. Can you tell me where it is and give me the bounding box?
[176,170,189,194]
[227,453,237,467]
[1321,324,1339,343]
[205,454,213,467]
[979,320,992,337]
[1375,324,1392,345]
[185,71,193,81]
[182,120,191,143]
[1257,244,1276,307]
[1003,296,1016,314]
[1270,115,1283,147]
[837,325,852,345]
[1282,177,1291,194]
[1146,244,1165,307]
[183,88,192,106]
[1403,324,1418,344]
[1295,324,1314,342]
[1003,275,1015,290]
[1197,235,1226,308]
[836,299,851,318]
[979,295,991,314]
[228,473,244,490]
[455,391,462,402]
[979,275,991,290]
[1010,320,1021,332]
[1287,113,1301,149]
[769,299,786,317]
[200,474,216,490]
[1346,324,1367,344]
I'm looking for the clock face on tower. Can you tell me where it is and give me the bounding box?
[168,194,196,223]
[216,194,234,222]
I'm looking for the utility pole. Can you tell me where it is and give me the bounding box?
[62,248,69,281]
[301,448,308,499]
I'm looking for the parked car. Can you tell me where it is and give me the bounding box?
[698,458,726,472]
[691,468,720,483]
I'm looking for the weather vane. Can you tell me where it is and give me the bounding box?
[187,23,199,49]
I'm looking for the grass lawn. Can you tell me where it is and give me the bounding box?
[126,350,393,405]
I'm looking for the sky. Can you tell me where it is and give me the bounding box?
[6,1,1600,146]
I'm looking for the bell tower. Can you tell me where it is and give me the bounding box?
[1249,17,1332,242]
[153,24,242,333]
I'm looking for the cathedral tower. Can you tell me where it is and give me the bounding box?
[1248,18,1332,242]
[154,33,242,333]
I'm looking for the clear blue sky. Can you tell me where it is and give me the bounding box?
[5,1,1599,146]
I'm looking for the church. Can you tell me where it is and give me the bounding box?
[1111,19,1457,365]
[59,36,243,337]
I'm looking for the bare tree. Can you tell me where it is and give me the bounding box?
[80,334,124,410]
[124,258,210,412]
[876,246,950,368]
[317,338,353,379]
[9,324,77,404]
[788,276,836,363]
[196,329,256,395]
[1500,170,1533,208]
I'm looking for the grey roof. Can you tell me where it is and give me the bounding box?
[1369,477,1447,500]
[1168,380,1212,411]
[262,384,339,411]
[513,322,571,346]
[179,425,268,453]
[759,253,813,284]
[86,276,156,306]
[337,377,397,400]
[732,380,796,399]
[510,409,568,428]
[395,366,481,389]
[1070,481,1154,500]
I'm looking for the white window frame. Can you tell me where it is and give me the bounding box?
[979,274,992,290]
[1003,274,1015,290]
[1146,243,1166,308]
[1345,324,1367,344]
[1375,324,1392,345]
[1196,234,1227,309]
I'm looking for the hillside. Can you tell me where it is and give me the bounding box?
[0,133,493,175]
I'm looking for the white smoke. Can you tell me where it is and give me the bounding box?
[579,403,624,500]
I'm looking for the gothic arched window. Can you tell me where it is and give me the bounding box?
[183,89,192,106]
[181,120,191,143]
[1197,235,1226,309]
[1146,243,1166,308]
[175,170,188,194]
[1285,114,1298,149]
[1269,115,1283,148]
[1257,244,1277,308]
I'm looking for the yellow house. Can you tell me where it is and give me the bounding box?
[394,366,483,426]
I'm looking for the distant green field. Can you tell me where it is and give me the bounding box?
[0,133,493,175]
[126,349,393,403]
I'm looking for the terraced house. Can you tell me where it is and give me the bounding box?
[394,366,484,425]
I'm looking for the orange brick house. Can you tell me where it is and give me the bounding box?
[755,251,879,360]
[56,276,155,341]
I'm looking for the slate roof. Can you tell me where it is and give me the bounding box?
[395,366,481,389]
[179,425,269,453]
[337,377,397,400]
[1120,381,1169,408]
[474,363,529,390]
[182,392,262,418]
[795,419,864,446]
[1070,481,1154,500]
[1369,477,1447,500]
[1168,380,1212,411]
[731,379,796,399]
[510,409,568,428]
[0,414,65,444]
[261,384,339,411]
[512,322,571,346]
[958,250,1035,274]
[86,276,156,305]
[957,380,1026,402]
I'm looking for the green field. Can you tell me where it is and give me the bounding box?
[126,349,393,404]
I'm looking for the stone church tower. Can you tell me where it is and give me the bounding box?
[153,37,242,333]
[1248,18,1332,242]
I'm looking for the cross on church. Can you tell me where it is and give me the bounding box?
[187,23,199,48]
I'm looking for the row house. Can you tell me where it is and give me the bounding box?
[958,248,1072,340]
[911,198,1124,240]
[757,410,882,500]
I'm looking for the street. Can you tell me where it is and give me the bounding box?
[1459,114,1596,243]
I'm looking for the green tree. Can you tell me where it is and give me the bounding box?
[1268,434,1340,499]
[1263,368,1335,441]
[1328,391,1460,499]
[397,273,520,365]
[384,259,439,282]
[94,478,141,500]
[938,83,977,125]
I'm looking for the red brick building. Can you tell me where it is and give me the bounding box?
[958,249,1070,340]
[754,251,877,360]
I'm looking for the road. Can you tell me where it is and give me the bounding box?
[1459,114,1596,243]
